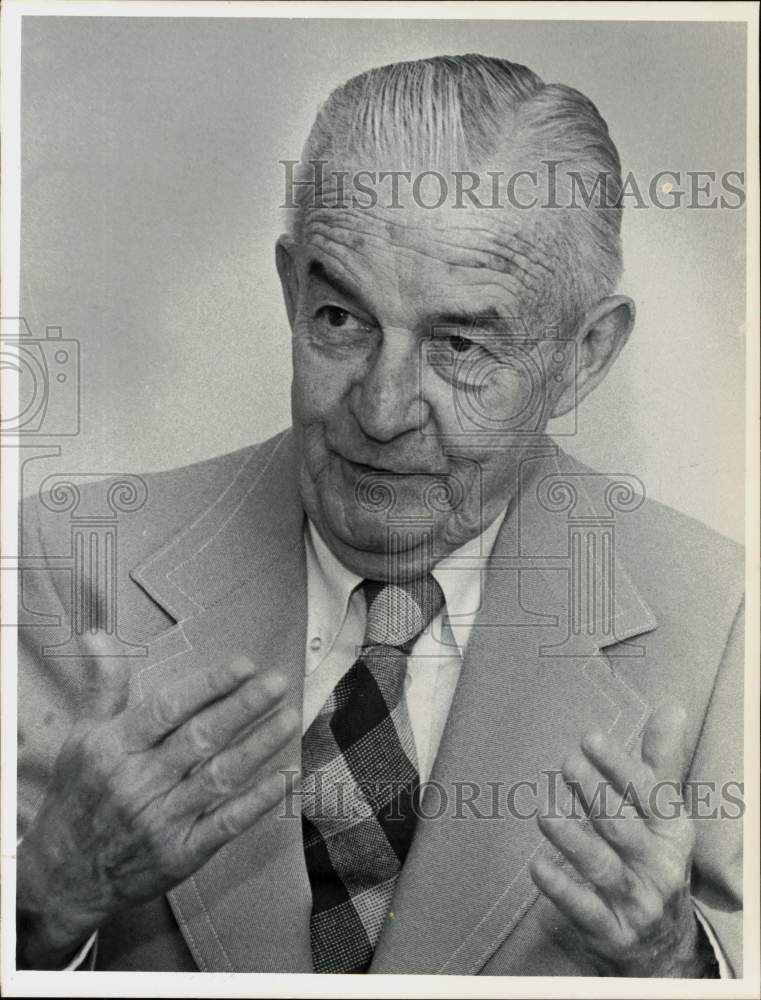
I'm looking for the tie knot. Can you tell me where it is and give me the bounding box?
[362,574,445,651]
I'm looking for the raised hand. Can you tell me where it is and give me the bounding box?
[530,704,708,977]
[17,652,299,969]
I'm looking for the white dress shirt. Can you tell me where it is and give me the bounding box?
[303,510,508,782]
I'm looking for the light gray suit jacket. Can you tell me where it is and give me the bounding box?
[18,430,743,975]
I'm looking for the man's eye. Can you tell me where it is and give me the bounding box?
[314,305,366,331]
[449,335,477,354]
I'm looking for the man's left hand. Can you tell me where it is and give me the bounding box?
[530,704,708,977]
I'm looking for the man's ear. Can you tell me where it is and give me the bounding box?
[550,295,635,419]
[275,234,301,328]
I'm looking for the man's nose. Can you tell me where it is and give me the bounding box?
[351,328,424,443]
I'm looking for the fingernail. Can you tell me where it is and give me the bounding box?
[229,654,257,675]
[582,731,605,754]
[281,706,301,733]
[263,671,288,698]
[531,856,552,880]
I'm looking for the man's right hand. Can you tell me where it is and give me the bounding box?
[17,653,299,969]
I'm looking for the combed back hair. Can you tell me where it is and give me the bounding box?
[292,54,624,333]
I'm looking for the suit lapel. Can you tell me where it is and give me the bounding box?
[129,431,314,972]
[371,445,657,975]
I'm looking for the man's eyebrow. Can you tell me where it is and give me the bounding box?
[307,259,363,305]
[427,308,507,335]
[306,262,509,335]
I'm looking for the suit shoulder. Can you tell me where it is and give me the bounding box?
[136,432,286,515]
[554,447,743,616]
[556,449,741,555]
[632,492,742,572]
[629,492,743,619]
[21,431,290,562]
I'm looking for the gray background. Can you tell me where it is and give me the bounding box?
[19,17,746,542]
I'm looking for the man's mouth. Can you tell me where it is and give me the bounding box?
[333,450,433,477]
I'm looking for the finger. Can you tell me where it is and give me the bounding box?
[581,731,656,817]
[117,654,260,747]
[562,749,653,856]
[537,814,627,902]
[160,668,290,771]
[185,769,287,859]
[641,704,689,782]
[562,748,628,821]
[166,704,300,816]
[530,855,622,945]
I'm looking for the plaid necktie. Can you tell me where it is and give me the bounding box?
[301,574,445,973]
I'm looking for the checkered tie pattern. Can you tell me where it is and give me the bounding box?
[301,574,445,974]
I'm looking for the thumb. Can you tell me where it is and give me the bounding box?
[641,702,689,780]
[79,633,132,721]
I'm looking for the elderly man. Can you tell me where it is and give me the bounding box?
[17,54,742,976]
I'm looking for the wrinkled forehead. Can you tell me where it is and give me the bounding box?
[297,168,564,322]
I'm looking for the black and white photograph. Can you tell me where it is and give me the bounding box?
[1,2,758,996]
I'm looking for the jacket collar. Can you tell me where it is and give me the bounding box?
[133,433,655,649]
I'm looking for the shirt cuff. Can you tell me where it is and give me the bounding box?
[693,901,730,978]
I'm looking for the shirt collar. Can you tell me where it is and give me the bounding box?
[304,507,509,671]
[305,520,363,673]
[430,507,507,655]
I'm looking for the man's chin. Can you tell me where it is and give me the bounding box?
[313,511,437,581]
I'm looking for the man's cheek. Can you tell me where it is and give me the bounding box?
[294,370,349,424]
[293,344,347,417]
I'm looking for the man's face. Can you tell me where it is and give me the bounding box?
[280,188,572,580]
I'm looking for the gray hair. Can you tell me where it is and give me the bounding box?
[292,54,624,332]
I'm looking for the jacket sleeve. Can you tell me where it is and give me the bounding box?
[687,597,744,977]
